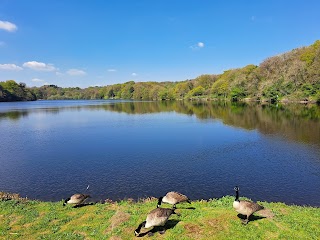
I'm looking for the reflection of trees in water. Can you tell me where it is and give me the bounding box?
[101,101,320,146]
[0,111,29,121]
[0,108,61,121]
[1,101,319,145]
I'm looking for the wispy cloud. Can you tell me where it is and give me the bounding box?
[23,61,56,71]
[32,78,45,82]
[107,69,117,72]
[55,71,64,76]
[66,68,87,76]
[0,63,23,71]
[0,20,18,32]
[190,42,205,50]
[131,72,137,76]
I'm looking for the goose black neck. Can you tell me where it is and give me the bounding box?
[157,197,163,207]
[235,189,239,202]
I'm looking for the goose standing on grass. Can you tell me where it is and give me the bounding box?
[233,186,264,225]
[134,208,178,237]
[63,193,91,207]
[157,191,191,209]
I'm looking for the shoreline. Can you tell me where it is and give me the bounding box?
[1,191,319,208]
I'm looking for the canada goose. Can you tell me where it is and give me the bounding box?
[134,208,178,237]
[233,186,264,225]
[63,193,91,207]
[157,191,191,209]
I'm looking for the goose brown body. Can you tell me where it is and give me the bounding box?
[134,208,176,236]
[63,193,90,206]
[157,191,191,208]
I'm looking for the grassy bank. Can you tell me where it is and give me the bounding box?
[0,194,319,240]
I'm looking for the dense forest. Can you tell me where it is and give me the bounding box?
[1,40,320,103]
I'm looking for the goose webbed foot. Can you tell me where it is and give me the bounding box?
[241,218,249,225]
[159,227,166,235]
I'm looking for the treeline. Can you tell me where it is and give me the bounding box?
[1,40,320,103]
[0,80,36,102]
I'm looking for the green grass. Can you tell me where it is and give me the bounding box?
[0,195,319,239]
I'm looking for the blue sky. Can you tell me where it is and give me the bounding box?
[0,0,320,88]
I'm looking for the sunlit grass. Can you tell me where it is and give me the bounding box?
[0,195,319,239]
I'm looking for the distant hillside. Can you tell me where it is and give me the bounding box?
[1,40,320,103]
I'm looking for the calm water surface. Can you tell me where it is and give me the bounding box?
[0,100,319,206]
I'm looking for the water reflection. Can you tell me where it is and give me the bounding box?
[1,101,319,146]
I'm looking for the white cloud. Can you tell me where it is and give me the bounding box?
[66,68,86,76]
[32,78,44,82]
[55,71,64,76]
[197,42,204,48]
[0,20,17,32]
[0,63,23,71]
[107,69,117,72]
[131,72,137,76]
[23,61,56,71]
[190,41,205,50]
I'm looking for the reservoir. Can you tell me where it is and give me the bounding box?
[0,100,319,206]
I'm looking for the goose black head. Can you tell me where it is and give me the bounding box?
[134,221,146,236]
[63,197,71,206]
[234,186,239,192]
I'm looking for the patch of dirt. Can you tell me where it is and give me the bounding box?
[258,209,275,218]
[205,217,227,231]
[184,215,231,239]
[184,223,203,239]
[184,223,202,234]
[279,208,289,215]
[106,211,130,233]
